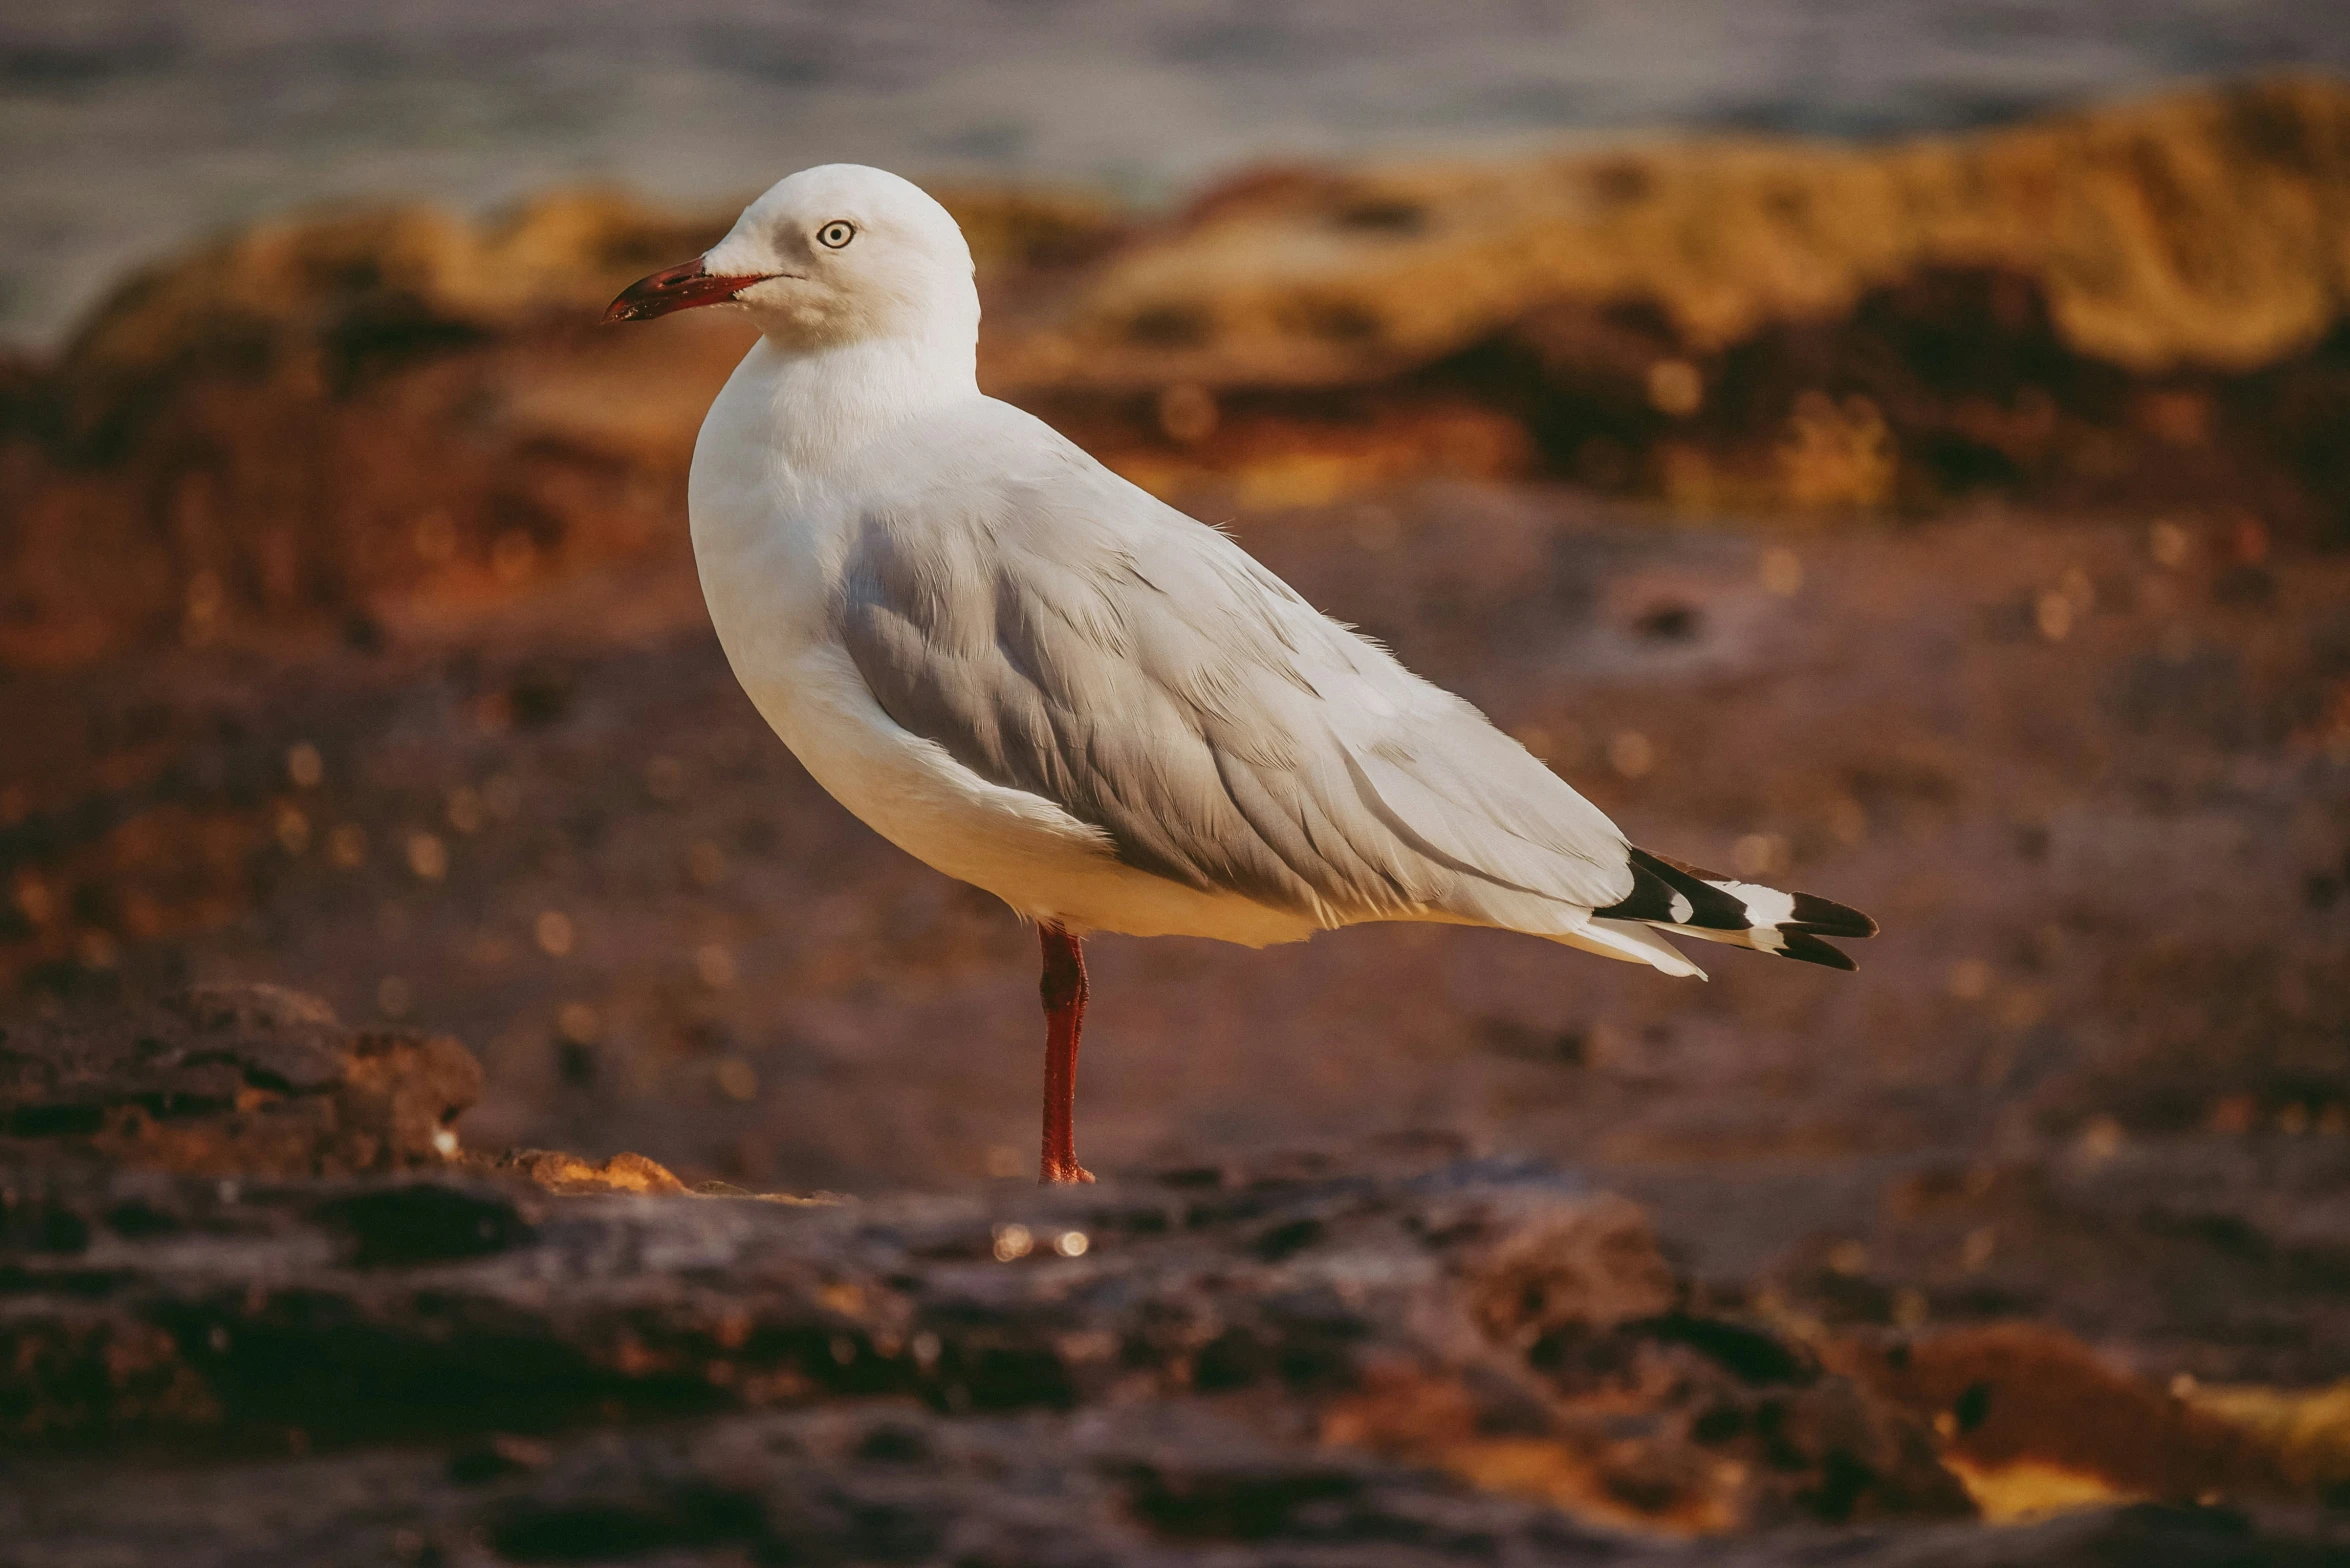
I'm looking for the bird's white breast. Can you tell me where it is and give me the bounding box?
[685,348,1314,947]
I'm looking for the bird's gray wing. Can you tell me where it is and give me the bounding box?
[834,422,1633,929]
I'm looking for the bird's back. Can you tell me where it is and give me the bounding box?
[827,396,1647,938]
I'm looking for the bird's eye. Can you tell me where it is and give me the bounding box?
[816,220,856,250]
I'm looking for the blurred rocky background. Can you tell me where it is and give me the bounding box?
[5,3,2350,1561]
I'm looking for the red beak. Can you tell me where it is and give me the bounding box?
[603,259,771,323]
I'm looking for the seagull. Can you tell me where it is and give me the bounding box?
[607,165,1875,1184]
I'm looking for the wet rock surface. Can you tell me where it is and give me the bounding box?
[4,992,2349,1563]
[10,1405,2346,1568]
[2,1058,1949,1521]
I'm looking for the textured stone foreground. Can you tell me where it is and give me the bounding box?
[2,987,2345,1564]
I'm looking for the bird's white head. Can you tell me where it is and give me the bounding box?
[605,164,978,362]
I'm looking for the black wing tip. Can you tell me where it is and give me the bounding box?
[1788,892,1879,940]
[1777,930,1859,971]
[1637,847,1879,941]
[1613,848,1748,931]
[1620,847,1878,957]
[1635,847,1732,886]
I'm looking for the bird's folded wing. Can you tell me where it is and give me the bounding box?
[835,436,1633,928]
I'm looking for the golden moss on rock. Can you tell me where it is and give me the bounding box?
[1004,75,2350,394]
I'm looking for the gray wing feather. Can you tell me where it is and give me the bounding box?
[836,418,1633,927]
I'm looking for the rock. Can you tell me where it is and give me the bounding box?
[0,983,480,1178]
[1014,76,2350,390]
[1832,1324,2302,1512]
[1000,78,2350,531]
[7,1397,2346,1566]
[3,987,2347,1561]
[1456,1189,1677,1343]
[0,1119,1963,1535]
[1332,1182,1972,1532]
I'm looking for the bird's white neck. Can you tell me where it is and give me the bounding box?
[744,324,980,475]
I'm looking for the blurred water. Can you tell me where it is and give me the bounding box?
[2,0,2344,346]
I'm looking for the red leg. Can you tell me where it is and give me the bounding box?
[1037,922,1094,1184]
